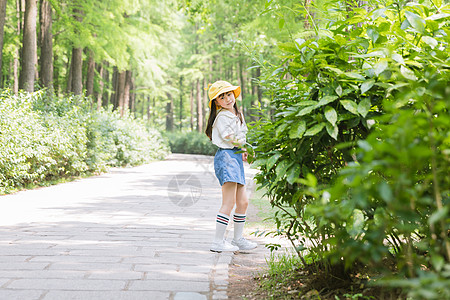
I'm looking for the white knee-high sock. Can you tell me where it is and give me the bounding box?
[233,213,246,241]
[214,213,230,243]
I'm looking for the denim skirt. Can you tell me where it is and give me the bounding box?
[214,148,246,186]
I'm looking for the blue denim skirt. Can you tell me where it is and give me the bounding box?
[214,148,246,186]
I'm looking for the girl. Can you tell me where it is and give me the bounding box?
[205,80,257,253]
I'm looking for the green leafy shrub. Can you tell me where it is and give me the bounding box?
[0,90,169,194]
[249,1,449,298]
[164,131,217,156]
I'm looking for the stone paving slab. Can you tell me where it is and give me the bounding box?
[0,154,258,299]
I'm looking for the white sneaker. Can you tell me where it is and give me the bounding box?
[231,237,257,250]
[210,240,239,253]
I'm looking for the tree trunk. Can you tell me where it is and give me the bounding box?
[101,62,109,107]
[130,77,136,114]
[66,50,72,92]
[19,0,37,92]
[166,92,174,132]
[179,76,183,130]
[256,66,262,105]
[38,0,53,89]
[0,0,7,86]
[304,0,312,30]
[71,47,82,95]
[123,70,132,115]
[96,63,103,111]
[70,7,83,95]
[238,57,245,114]
[190,88,194,131]
[111,66,118,109]
[116,70,126,117]
[85,49,95,97]
[202,76,208,130]
[196,79,202,132]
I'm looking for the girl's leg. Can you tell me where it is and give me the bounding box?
[219,182,237,215]
[235,184,248,214]
[232,184,257,250]
[213,182,237,243]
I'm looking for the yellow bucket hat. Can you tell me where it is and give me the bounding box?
[208,81,241,108]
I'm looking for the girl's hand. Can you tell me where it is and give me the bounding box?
[242,151,248,162]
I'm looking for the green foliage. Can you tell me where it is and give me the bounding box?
[249,0,450,298]
[164,131,217,156]
[0,90,169,194]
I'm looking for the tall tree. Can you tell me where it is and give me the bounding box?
[166,92,174,131]
[116,70,126,116]
[85,49,95,97]
[70,8,83,95]
[0,0,7,86]
[19,0,37,92]
[196,78,202,132]
[70,47,83,95]
[39,0,53,88]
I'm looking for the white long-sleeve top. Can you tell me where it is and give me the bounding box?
[212,109,248,149]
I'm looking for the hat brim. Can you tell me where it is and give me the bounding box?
[208,86,241,108]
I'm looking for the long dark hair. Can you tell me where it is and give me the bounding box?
[205,99,244,141]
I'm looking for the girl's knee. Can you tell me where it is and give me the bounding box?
[219,204,234,216]
[236,198,249,210]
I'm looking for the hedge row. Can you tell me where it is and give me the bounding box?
[0,90,169,194]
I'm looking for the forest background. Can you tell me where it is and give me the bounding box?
[0,0,449,299]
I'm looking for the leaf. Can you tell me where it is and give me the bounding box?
[426,13,450,21]
[370,8,387,21]
[335,85,343,97]
[405,11,425,34]
[367,27,379,43]
[304,123,325,136]
[325,123,338,140]
[374,59,388,76]
[266,152,281,170]
[360,79,375,94]
[422,36,438,49]
[340,100,359,115]
[275,160,291,181]
[295,38,306,48]
[279,18,285,30]
[357,98,371,118]
[276,123,288,136]
[286,164,301,184]
[297,100,318,107]
[318,96,338,106]
[428,207,449,225]
[379,182,393,203]
[289,121,306,139]
[296,106,315,116]
[345,72,365,80]
[251,158,267,168]
[391,53,405,65]
[400,65,417,80]
[324,106,337,126]
[323,66,344,75]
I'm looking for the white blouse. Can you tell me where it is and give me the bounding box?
[212,109,248,149]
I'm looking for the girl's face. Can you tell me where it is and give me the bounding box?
[216,91,235,111]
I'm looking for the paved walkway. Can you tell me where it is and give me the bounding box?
[0,154,260,300]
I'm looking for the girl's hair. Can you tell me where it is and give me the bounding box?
[205,99,243,140]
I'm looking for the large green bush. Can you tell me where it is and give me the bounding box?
[249,1,449,298]
[0,90,169,194]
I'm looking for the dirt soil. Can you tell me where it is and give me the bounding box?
[226,201,275,300]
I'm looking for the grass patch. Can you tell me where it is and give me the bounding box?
[248,186,279,229]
